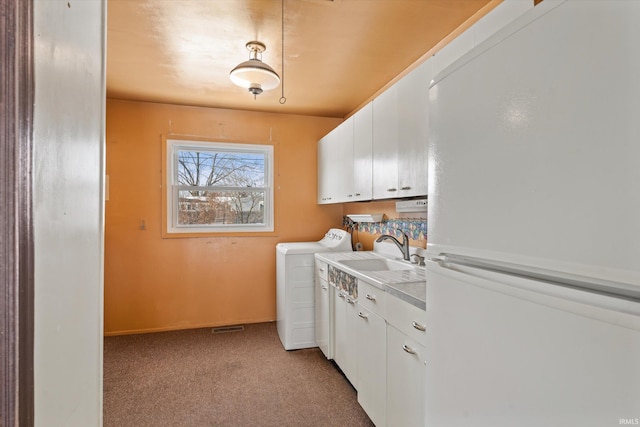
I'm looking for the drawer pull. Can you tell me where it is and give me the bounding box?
[401,186,412,190]
[412,321,426,332]
[338,293,345,299]
[358,312,368,319]
[365,293,376,301]
[402,344,417,355]
[321,285,328,290]
[387,188,397,192]
[347,298,355,305]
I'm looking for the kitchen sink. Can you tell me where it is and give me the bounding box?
[338,258,414,272]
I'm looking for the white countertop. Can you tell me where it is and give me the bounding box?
[315,250,427,310]
[386,281,426,311]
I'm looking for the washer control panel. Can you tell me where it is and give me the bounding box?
[320,228,352,251]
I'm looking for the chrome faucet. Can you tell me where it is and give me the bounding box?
[376,232,411,261]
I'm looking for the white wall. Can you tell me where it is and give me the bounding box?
[33,0,105,425]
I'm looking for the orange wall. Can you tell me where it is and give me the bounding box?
[105,99,342,335]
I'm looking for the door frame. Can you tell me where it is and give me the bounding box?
[1,0,35,424]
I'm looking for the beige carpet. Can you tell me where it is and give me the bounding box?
[104,322,374,427]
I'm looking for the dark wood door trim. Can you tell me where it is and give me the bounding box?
[1,0,35,425]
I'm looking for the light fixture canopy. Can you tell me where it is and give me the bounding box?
[230,41,280,97]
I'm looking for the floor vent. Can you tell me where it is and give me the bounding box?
[212,325,245,334]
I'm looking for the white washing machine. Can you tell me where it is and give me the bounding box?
[276,228,352,350]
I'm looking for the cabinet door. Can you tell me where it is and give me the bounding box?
[317,131,342,203]
[315,274,331,359]
[333,289,346,366]
[386,287,427,347]
[356,305,387,427]
[333,289,357,387]
[317,134,331,203]
[431,28,474,77]
[397,60,430,197]
[339,117,355,201]
[387,324,426,427]
[372,85,399,199]
[352,102,373,201]
[317,120,353,204]
[345,295,358,389]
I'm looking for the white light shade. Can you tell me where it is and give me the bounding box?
[229,59,280,90]
[229,41,280,96]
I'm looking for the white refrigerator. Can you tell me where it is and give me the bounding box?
[425,1,640,426]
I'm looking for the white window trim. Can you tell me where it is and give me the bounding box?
[166,139,274,234]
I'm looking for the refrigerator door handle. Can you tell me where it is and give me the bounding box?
[425,256,640,332]
[428,253,640,303]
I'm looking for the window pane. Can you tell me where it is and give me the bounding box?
[167,139,273,234]
[177,150,265,188]
[177,190,265,226]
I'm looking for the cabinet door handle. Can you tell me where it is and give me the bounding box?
[347,194,353,197]
[355,193,361,196]
[402,344,417,355]
[358,312,368,319]
[347,298,355,305]
[387,188,397,192]
[365,294,376,301]
[401,186,412,190]
[321,285,328,291]
[412,321,426,332]
[338,293,345,299]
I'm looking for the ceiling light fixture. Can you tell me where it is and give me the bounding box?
[229,41,280,98]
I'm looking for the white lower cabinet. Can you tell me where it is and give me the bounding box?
[386,324,426,427]
[356,304,387,427]
[315,261,332,359]
[325,262,427,427]
[333,287,358,388]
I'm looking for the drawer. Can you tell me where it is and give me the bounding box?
[315,260,328,281]
[358,280,386,318]
[386,294,427,347]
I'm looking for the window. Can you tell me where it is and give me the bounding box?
[165,139,274,234]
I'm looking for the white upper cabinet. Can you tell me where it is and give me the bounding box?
[317,129,331,204]
[352,102,373,201]
[338,118,355,202]
[318,119,355,204]
[397,60,431,197]
[372,84,399,199]
[317,0,531,205]
[373,59,431,199]
[317,104,370,204]
[317,126,342,204]
[431,0,533,77]
[430,28,474,78]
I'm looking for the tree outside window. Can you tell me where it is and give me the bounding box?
[166,139,274,234]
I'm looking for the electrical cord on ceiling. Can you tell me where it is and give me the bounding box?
[279,0,287,104]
